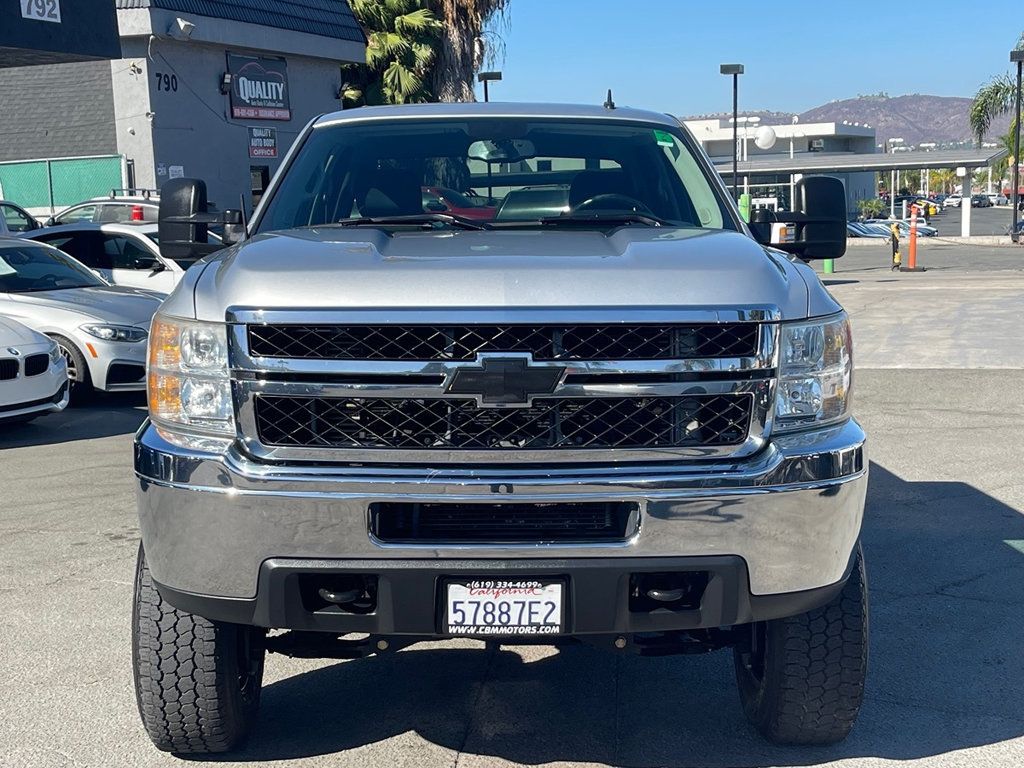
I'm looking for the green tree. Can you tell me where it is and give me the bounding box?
[429,0,510,102]
[929,168,956,194]
[902,169,922,194]
[341,0,443,107]
[969,33,1022,146]
[857,198,885,219]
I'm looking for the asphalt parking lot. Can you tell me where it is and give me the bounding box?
[1,246,1023,768]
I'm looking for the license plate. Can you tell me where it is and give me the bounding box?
[445,579,563,637]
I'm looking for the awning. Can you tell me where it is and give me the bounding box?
[713,147,1010,176]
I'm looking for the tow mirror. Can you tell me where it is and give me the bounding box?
[158,178,223,261]
[750,176,847,259]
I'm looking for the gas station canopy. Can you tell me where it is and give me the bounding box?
[0,0,120,68]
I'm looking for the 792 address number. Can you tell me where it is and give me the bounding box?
[22,0,61,23]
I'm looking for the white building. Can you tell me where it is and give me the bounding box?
[683,118,878,215]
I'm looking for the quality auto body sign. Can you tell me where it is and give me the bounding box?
[228,53,291,120]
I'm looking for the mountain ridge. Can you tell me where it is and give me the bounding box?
[686,94,1013,147]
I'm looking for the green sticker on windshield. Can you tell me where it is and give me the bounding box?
[653,129,675,147]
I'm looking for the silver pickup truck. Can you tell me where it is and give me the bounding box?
[132,102,867,754]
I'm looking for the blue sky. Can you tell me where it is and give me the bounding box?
[477,1,1021,114]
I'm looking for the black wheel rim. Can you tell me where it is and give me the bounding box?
[58,343,79,382]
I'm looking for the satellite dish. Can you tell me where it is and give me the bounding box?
[754,125,777,150]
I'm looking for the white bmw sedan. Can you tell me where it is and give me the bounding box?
[0,315,68,424]
[0,237,163,400]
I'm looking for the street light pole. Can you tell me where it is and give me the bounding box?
[1011,48,1023,229]
[720,64,744,200]
[477,71,502,103]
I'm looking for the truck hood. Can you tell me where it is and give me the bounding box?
[192,227,836,322]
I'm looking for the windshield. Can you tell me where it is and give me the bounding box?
[256,118,736,233]
[0,242,106,293]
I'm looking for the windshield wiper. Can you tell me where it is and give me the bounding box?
[539,212,677,228]
[335,213,490,231]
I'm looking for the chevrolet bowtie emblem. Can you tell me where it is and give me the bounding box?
[445,355,565,406]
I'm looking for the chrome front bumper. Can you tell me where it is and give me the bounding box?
[135,419,867,603]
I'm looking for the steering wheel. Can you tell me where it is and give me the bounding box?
[572,193,654,215]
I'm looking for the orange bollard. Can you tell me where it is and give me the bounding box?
[908,205,917,269]
[902,204,922,272]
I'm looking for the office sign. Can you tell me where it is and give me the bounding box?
[248,127,278,159]
[228,54,290,121]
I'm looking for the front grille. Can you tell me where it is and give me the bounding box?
[0,359,17,381]
[247,323,759,361]
[371,501,638,543]
[24,354,49,377]
[255,394,752,450]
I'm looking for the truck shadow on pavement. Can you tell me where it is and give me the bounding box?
[190,462,1024,767]
[0,392,146,449]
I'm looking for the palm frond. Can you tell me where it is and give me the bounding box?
[970,74,1015,143]
[383,61,425,102]
[395,8,442,35]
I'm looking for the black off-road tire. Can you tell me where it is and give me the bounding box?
[734,546,868,745]
[132,545,265,753]
[48,334,92,403]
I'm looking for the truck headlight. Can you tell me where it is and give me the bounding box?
[774,312,852,433]
[148,315,234,436]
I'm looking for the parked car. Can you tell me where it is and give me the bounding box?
[0,314,68,424]
[45,189,160,226]
[865,219,937,237]
[421,186,496,220]
[943,194,963,208]
[970,194,992,208]
[23,222,187,295]
[0,200,42,235]
[847,221,888,238]
[132,102,868,753]
[987,193,1008,206]
[0,237,162,399]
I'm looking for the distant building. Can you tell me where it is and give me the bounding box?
[683,118,877,214]
[0,0,366,213]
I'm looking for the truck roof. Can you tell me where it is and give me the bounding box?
[315,101,680,128]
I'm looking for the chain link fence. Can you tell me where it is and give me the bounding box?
[0,155,126,213]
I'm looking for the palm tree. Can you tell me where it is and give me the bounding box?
[341,0,443,106]
[429,0,509,102]
[969,73,1017,145]
[970,33,1023,145]
[929,168,956,194]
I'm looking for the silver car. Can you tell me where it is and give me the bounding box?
[24,222,185,295]
[0,237,162,398]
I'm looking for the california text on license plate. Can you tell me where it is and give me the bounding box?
[445,580,563,636]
